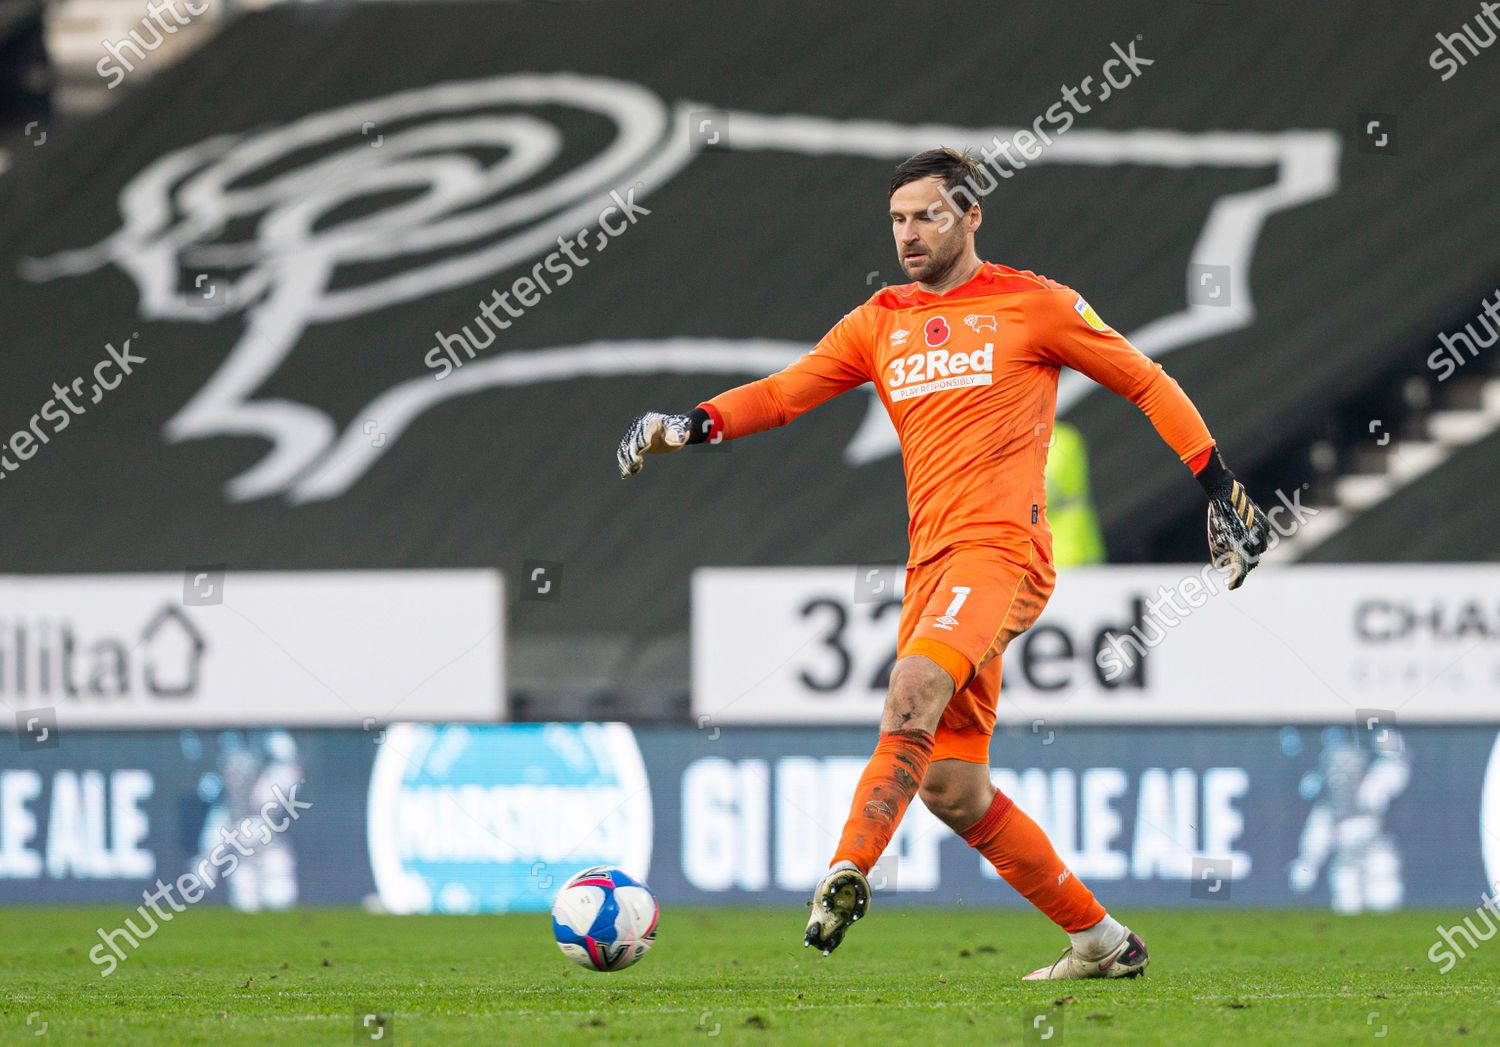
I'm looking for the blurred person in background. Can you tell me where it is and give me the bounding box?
[1289,726,1409,914]
[1044,421,1106,566]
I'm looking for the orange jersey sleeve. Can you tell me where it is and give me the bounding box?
[700,306,875,438]
[1026,287,1214,465]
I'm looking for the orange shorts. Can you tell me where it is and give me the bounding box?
[898,540,1056,764]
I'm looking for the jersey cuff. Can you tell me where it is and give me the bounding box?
[688,403,724,444]
[1193,445,1233,497]
[903,637,974,692]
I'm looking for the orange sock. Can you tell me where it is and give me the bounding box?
[831,730,934,873]
[962,790,1105,933]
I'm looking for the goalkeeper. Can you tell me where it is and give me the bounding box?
[616,147,1268,980]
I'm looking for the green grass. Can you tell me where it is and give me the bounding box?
[0,906,1495,1044]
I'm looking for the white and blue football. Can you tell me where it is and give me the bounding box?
[550,865,659,972]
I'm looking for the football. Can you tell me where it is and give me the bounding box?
[550,866,659,972]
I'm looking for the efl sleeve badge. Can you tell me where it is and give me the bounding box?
[1073,294,1110,332]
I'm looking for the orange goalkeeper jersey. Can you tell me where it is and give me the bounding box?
[700,262,1214,567]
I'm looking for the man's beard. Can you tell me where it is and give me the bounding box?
[903,237,963,286]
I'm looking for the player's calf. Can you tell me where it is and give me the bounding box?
[918,758,996,832]
[805,656,952,955]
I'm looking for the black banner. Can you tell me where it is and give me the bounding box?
[1,2,1496,699]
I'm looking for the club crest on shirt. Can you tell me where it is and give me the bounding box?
[1074,295,1109,332]
[963,314,997,332]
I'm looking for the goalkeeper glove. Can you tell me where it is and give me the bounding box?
[1196,447,1269,590]
[616,407,713,478]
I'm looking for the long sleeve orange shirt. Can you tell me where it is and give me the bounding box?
[700,262,1213,567]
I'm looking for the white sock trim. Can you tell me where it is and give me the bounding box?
[1068,913,1127,959]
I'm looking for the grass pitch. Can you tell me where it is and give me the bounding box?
[1,906,1494,1044]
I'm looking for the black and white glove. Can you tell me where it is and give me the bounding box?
[617,409,715,478]
[1197,448,1269,590]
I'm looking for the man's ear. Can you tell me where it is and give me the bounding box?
[967,205,983,234]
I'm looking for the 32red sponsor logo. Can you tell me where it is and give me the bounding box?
[885,343,994,396]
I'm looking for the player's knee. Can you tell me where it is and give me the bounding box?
[917,777,965,827]
[915,776,939,807]
[881,655,954,733]
[918,772,991,830]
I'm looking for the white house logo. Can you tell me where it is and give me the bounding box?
[22,74,1341,501]
[0,605,205,699]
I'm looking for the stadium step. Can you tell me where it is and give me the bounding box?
[1263,375,1500,562]
[44,0,225,114]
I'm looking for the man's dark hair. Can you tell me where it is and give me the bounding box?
[889,147,984,212]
